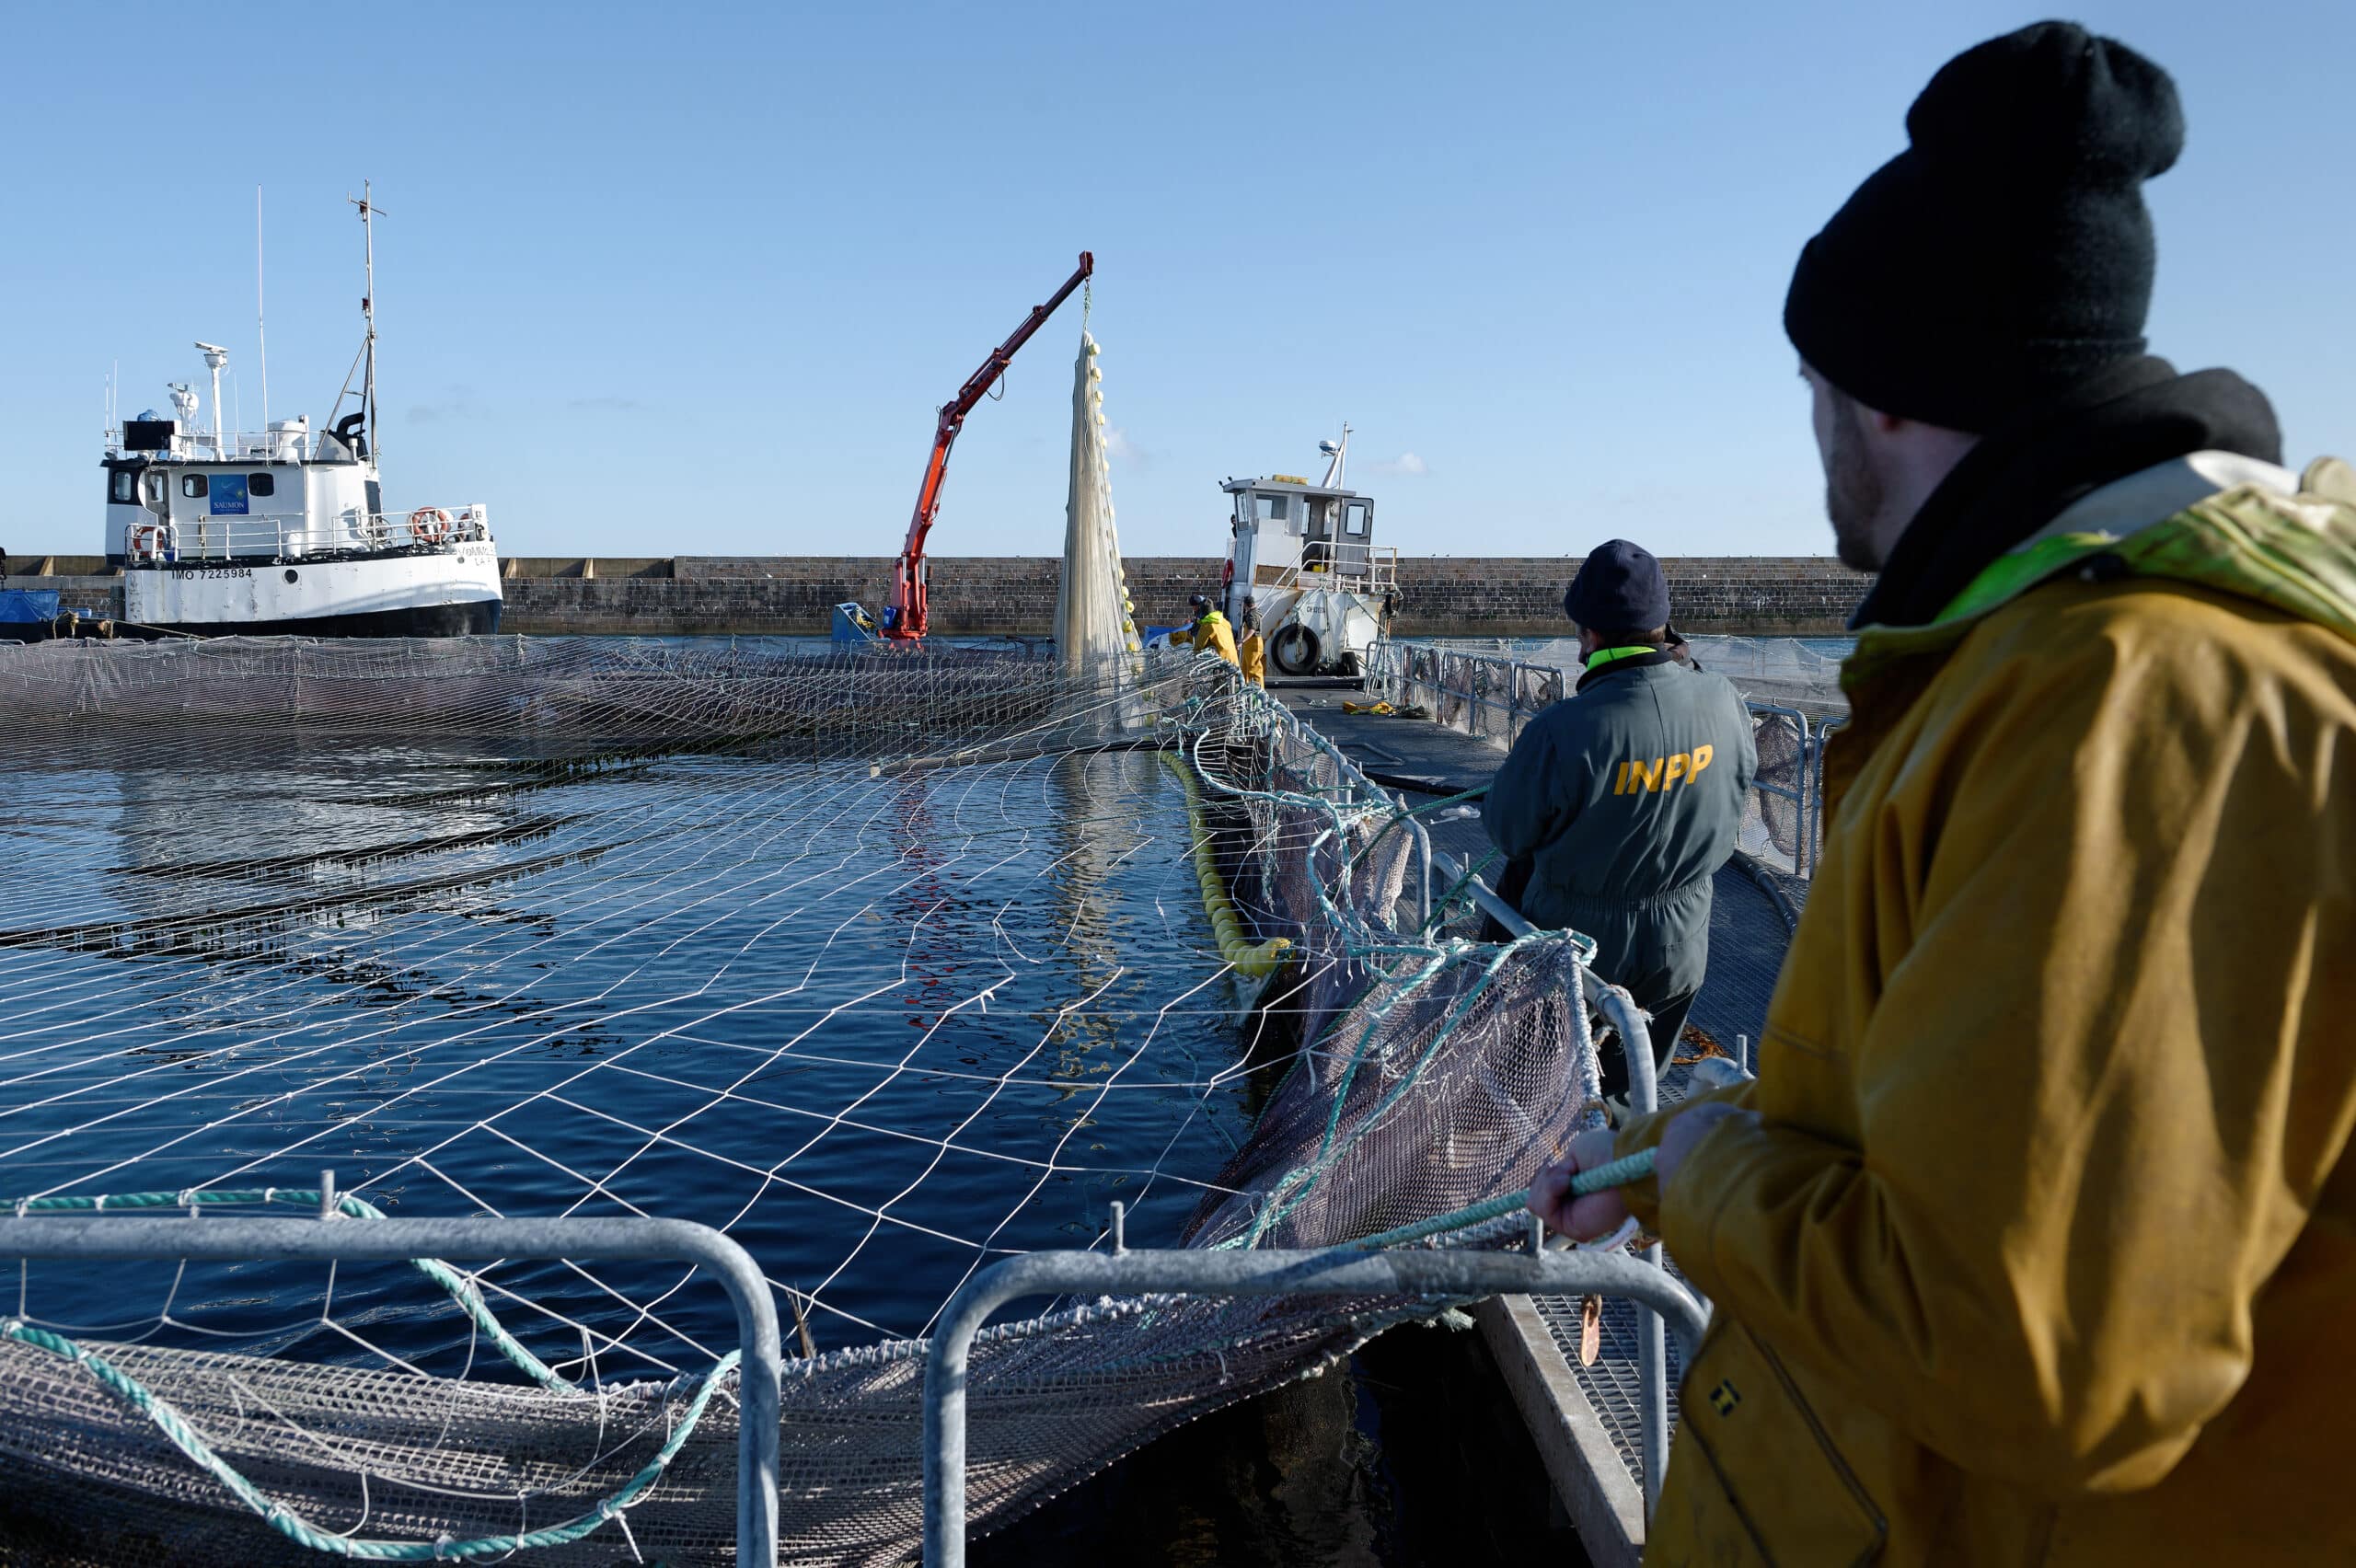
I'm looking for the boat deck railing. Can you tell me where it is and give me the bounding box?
[123,507,493,564]
[1251,544,1400,599]
[107,427,323,463]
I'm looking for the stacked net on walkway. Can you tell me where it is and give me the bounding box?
[0,635,1604,1565]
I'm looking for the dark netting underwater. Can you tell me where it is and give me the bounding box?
[0,636,1606,1565]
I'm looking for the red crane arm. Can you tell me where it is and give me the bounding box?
[884,251,1094,640]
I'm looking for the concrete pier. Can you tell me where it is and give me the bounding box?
[10,555,1867,639]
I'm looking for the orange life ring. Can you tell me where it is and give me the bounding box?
[130,524,162,558]
[409,506,454,542]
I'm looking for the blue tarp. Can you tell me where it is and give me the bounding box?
[0,589,60,625]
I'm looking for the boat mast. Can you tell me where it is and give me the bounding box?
[350,182,383,459]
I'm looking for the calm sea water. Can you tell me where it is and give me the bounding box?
[0,721,1253,1378]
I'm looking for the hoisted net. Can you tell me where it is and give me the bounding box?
[1052,329,1143,686]
[0,635,1603,1565]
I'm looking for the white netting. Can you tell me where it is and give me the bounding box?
[1053,330,1143,686]
[0,636,1605,1564]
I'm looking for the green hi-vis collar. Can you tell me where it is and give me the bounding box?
[1844,461,2356,692]
[1585,645,1658,672]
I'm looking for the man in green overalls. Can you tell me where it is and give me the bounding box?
[1483,540,1756,1101]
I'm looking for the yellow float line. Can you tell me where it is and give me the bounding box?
[1160,751,1293,979]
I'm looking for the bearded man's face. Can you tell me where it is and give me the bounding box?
[1806,365,1888,571]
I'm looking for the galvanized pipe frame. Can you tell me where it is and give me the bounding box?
[0,1213,784,1567]
[1743,697,1809,870]
[1431,847,1677,1514]
[920,1244,1710,1568]
[1174,674,1684,1523]
[1809,715,1849,872]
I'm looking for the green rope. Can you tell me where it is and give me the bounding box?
[1,1318,733,1561]
[1,1184,738,1557]
[6,1188,569,1391]
[1349,1147,1658,1251]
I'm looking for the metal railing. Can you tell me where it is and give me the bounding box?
[1151,674,1688,1531]
[1252,544,1400,599]
[1810,714,1848,872]
[109,428,322,462]
[935,669,1691,1539]
[1433,847,1680,1515]
[124,506,493,564]
[1365,639,1565,749]
[1745,702,1816,877]
[924,1240,1707,1568]
[0,1195,783,1565]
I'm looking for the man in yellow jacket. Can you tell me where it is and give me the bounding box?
[1182,593,1240,669]
[1236,594,1266,687]
[1533,23,2356,1565]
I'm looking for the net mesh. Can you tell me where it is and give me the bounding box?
[1053,329,1144,684]
[0,635,1605,1565]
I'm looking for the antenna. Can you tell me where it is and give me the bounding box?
[348,181,385,462]
[256,186,268,435]
[1318,421,1351,489]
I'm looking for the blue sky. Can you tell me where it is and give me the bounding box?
[4,2,2349,561]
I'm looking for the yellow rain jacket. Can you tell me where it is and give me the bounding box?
[1186,610,1240,669]
[1617,459,2356,1565]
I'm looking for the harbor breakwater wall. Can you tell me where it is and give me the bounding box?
[13,556,1868,637]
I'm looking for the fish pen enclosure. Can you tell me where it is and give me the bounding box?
[0,636,1626,1565]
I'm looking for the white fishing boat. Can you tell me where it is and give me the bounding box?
[1216,426,1396,675]
[99,186,502,638]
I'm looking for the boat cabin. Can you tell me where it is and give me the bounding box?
[102,412,481,566]
[1218,473,1380,616]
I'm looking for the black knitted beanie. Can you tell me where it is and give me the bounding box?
[1784,21,2184,432]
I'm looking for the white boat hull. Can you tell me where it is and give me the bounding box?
[125,541,502,638]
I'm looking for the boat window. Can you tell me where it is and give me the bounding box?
[1344,501,1370,536]
[110,469,135,504]
[180,474,208,499]
[1304,498,1334,539]
[1253,493,1290,524]
[248,472,276,499]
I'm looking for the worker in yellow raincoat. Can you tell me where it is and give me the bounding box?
[1235,595,1266,687]
[1182,594,1239,669]
[1533,23,2356,1565]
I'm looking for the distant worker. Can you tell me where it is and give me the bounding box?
[1236,595,1266,686]
[1183,593,1239,669]
[1532,24,2356,1565]
[1483,539,1755,1102]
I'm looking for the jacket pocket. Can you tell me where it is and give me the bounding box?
[1670,1322,1888,1567]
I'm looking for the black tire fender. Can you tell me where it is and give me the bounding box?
[1271,622,1321,676]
